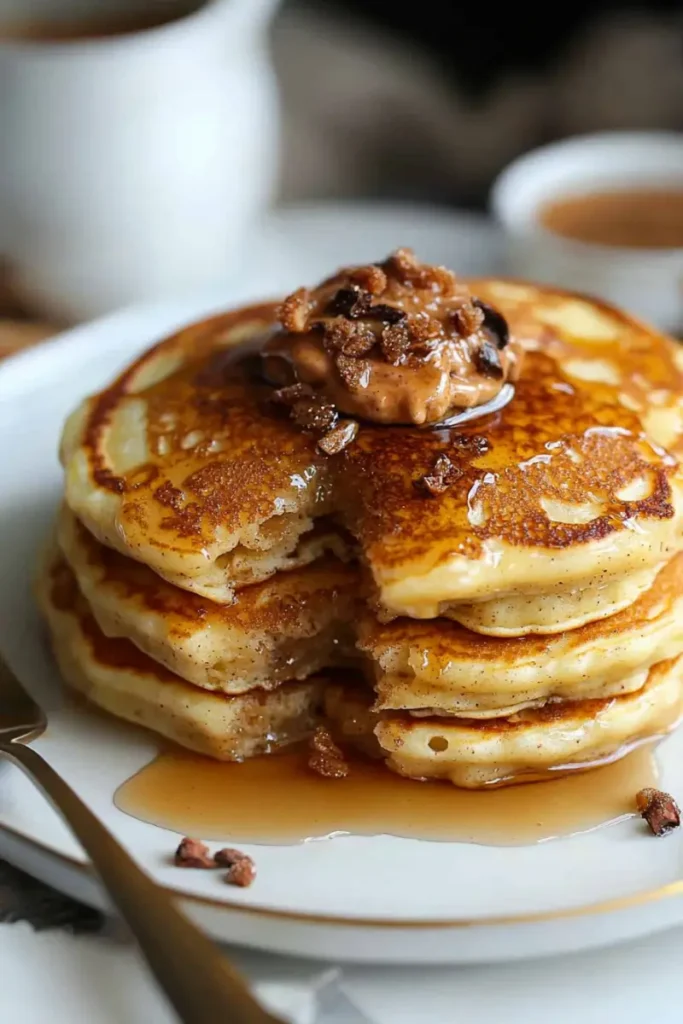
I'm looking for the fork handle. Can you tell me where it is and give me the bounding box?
[1,742,280,1024]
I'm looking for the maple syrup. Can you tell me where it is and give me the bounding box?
[115,741,658,847]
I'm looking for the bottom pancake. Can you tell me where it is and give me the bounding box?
[324,659,683,788]
[38,553,322,760]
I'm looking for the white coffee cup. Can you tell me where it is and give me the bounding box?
[0,0,279,321]
[490,132,683,333]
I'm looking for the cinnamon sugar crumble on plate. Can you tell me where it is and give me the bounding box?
[174,837,214,868]
[213,847,248,868]
[173,839,256,886]
[636,787,681,836]
[224,857,257,888]
[215,848,257,888]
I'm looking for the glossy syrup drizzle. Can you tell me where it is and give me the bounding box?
[114,742,657,847]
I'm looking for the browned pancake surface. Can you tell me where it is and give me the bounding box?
[67,283,683,600]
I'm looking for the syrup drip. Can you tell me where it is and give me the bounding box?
[114,742,658,847]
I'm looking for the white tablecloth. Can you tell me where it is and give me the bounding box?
[2,918,682,1023]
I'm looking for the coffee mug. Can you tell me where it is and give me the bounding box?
[490,132,683,334]
[0,0,280,321]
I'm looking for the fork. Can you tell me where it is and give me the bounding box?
[0,654,281,1024]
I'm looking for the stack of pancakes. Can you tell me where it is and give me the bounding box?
[39,271,683,787]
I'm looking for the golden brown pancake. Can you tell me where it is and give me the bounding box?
[325,659,683,787]
[61,280,683,621]
[448,566,661,636]
[37,551,322,760]
[60,504,683,719]
[57,506,358,693]
[359,553,683,716]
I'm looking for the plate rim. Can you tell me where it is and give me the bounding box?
[2,796,683,931]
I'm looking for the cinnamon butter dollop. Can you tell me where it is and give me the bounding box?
[263,248,523,427]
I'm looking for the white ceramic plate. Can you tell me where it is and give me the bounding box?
[2,203,683,966]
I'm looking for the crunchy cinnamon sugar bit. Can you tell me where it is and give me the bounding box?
[382,247,457,294]
[272,383,338,432]
[277,287,311,332]
[322,319,376,357]
[174,837,214,869]
[308,726,349,778]
[336,354,370,392]
[291,395,338,432]
[380,322,411,365]
[214,847,251,868]
[636,788,681,836]
[174,840,257,885]
[349,264,387,295]
[453,301,485,336]
[407,311,444,346]
[414,453,462,497]
[271,382,313,405]
[225,857,256,888]
[214,847,257,886]
[318,418,358,455]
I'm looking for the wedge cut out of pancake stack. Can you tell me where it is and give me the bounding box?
[40,249,683,787]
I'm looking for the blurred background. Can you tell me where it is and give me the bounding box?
[0,0,682,334]
[274,0,683,206]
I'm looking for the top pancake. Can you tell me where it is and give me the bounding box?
[61,279,683,616]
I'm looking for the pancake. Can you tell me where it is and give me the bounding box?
[447,563,661,637]
[324,659,683,788]
[359,553,683,716]
[59,308,344,604]
[37,551,322,760]
[57,506,358,693]
[60,278,683,621]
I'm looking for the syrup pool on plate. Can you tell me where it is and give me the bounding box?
[115,741,658,847]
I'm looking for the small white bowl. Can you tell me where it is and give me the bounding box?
[490,132,683,332]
